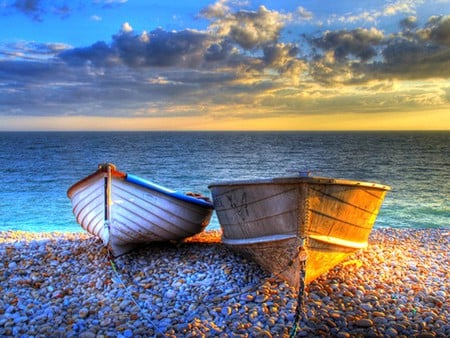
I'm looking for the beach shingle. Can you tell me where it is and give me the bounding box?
[0,228,448,337]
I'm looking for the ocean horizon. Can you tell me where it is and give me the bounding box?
[0,130,448,233]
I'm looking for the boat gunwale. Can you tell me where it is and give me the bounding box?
[208,176,391,191]
[125,174,214,209]
[222,233,369,250]
[67,170,108,198]
[222,234,297,245]
[67,164,214,209]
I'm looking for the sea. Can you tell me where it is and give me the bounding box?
[0,131,448,233]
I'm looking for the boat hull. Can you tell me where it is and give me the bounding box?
[68,164,214,256]
[209,177,390,287]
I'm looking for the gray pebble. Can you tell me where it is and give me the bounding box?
[0,228,448,337]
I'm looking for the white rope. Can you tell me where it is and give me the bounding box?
[110,259,164,337]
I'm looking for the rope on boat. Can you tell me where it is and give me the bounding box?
[109,256,164,337]
[108,248,309,337]
[290,183,311,336]
[289,241,308,338]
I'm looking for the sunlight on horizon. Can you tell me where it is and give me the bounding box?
[1,109,448,131]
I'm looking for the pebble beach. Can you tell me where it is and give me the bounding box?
[0,228,448,337]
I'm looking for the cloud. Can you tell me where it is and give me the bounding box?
[58,23,218,69]
[308,15,450,84]
[374,15,450,79]
[203,4,289,50]
[6,0,73,21]
[12,0,46,21]
[96,0,128,8]
[114,28,211,68]
[310,28,384,62]
[399,16,418,30]
[383,0,417,16]
[329,0,420,26]
[262,43,306,85]
[121,22,133,33]
[296,6,313,20]
[57,3,302,83]
[1,1,449,124]
[0,41,71,61]
[200,0,230,19]
[419,15,450,45]
[0,59,79,115]
[5,0,126,21]
[58,41,119,67]
[90,15,102,21]
[377,41,450,79]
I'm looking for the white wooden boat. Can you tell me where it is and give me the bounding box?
[208,174,390,288]
[68,163,214,256]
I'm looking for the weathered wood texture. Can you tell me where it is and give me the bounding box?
[209,177,390,287]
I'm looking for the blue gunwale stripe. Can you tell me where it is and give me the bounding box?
[125,173,214,209]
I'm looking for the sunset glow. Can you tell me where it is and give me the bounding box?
[1,1,449,131]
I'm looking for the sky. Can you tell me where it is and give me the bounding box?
[0,0,449,131]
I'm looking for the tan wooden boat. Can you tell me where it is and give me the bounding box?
[208,174,390,288]
[68,163,214,256]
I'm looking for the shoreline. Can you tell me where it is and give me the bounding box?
[0,228,448,337]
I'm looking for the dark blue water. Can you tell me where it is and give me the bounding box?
[0,131,448,232]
